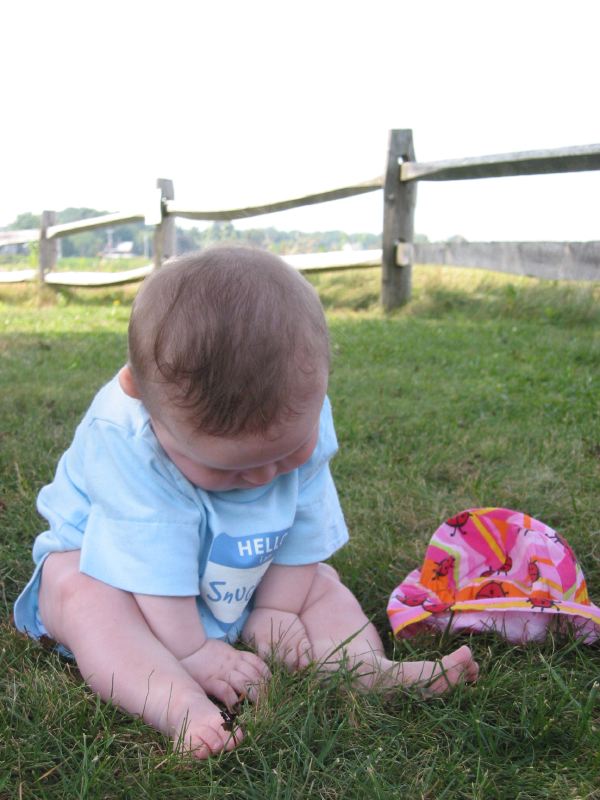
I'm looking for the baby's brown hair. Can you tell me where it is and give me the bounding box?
[128,246,330,437]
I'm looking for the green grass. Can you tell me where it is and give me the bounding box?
[1,266,599,798]
[0,255,149,273]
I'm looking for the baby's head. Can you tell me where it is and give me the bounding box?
[120,246,330,490]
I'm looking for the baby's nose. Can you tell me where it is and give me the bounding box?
[242,463,278,486]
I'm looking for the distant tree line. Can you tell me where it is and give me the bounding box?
[179,222,385,255]
[6,209,148,258]
[4,209,432,257]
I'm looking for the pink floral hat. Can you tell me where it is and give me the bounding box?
[387,508,600,644]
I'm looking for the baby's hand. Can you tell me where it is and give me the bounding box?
[179,639,270,709]
[242,608,313,671]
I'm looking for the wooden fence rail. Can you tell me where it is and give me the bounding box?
[167,177,383,221]
[380,132,600,309]
[46,211,146,239]
[1,130,599,308]
[400,143,600,182]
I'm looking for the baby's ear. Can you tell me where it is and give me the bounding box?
[118,365,141,399]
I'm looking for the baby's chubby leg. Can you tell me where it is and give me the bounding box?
[37,551,251,758]
[298,563,479,694]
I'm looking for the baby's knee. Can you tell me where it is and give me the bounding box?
[39,550,79,602]
[302,562,345,610]
[39,550,101,638]
[315,561,341,585]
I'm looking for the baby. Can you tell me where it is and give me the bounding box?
[14,246,478,758]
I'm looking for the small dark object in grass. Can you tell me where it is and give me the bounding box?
[220,709,236,732]
[219,693,246,732]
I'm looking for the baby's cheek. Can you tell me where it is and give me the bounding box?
[280,452,311,474]
[294,440,319,469]
[176,461,226,489]
[193,469,237,491]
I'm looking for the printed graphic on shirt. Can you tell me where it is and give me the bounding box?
[200,529,289,625]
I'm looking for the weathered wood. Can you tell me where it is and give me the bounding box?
[413,241,600,281]
[0,269,37,283]
[3,242,600,287]
[166,177,383,221]
[284,249,382,272]
[46,211,145,239]
[44,264,153,286]
[0,251,381,285]
[381,130,416,310]
[153,179,176,269]
[5,131,600,298]
[39,211,57,281]
[0,229,39,246]
[401,144,600,182]
[0,265,153,286]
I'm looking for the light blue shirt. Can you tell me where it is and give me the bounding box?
[15,376,348,641]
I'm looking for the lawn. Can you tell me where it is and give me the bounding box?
[1,265,599,799]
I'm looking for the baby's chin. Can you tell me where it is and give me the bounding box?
[194,477,270,492]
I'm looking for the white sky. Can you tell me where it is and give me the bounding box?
[1,0,599,241]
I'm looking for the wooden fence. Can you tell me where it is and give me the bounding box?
[2,131,600,309]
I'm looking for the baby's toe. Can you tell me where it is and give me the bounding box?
[185,725,241,759]
[433,645,477,693]
[242,650,272,680]
[173,694,244,759]
[204,678,241,710]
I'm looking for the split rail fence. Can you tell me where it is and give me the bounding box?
[2,130,599,310]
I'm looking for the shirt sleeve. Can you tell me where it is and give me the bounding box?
[272,397,349,565]
[79,419,204,596]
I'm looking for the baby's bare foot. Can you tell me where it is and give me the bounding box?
[162,688,243,759]
[243,608,313,671]
[414,644,479,695]
[180,639,271,708]
[349,644,479,695]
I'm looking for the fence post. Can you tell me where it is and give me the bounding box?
[153,179,176,269]
[381,130,416,310]
[39,210,57,282]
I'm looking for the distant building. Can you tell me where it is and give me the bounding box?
[103,240,135,259]
[0,229,37,254]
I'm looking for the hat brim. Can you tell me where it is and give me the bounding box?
[388,508,600,644]
[388,591,600,641]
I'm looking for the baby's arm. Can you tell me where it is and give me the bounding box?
[242,563,318,669]
[134,594,269,707]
